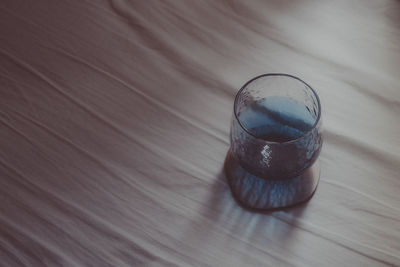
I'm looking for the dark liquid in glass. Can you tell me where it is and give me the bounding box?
[226,96,320,209]
[240,96,316,143]
[234,96,319,179]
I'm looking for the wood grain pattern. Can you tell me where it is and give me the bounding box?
[0,0,399,266]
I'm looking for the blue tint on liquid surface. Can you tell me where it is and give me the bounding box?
[238,96,315,142]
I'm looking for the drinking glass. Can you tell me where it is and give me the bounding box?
[225,73,323,210]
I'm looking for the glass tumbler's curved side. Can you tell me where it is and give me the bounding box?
[231,117,323,179]
[225,73,323,210]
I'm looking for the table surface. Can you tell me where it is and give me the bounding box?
[1,0,400,266]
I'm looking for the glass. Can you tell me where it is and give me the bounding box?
[225,73,323,210]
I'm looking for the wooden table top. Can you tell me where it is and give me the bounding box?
[0,0,399,266]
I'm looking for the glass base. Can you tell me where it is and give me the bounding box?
[224,149,320,211]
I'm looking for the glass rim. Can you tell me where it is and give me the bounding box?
[233,73,322,145]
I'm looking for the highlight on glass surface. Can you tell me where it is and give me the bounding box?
[225,73,323,210]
